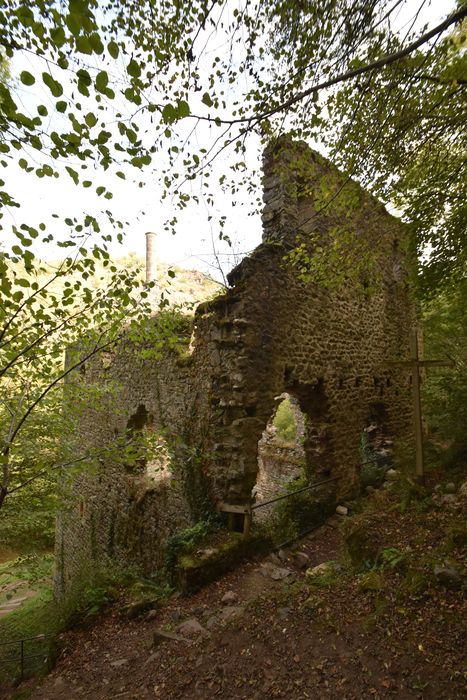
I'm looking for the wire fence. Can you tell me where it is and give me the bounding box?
[0,633,51,682]
[251,475,340,528]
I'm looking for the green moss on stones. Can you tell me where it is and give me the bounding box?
[173,530,271,594]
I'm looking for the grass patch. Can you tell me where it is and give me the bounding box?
[0,588,60,682]
[0,552,58,683]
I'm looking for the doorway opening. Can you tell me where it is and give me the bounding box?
[360,402,393,489]
[253,394,306,519]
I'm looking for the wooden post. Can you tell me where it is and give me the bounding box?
[217,502,252,538]
[243,510,252,539]
[410,330,425,483]
[387,327,454,485]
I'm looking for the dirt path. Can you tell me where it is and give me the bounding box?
[8,494,467,700]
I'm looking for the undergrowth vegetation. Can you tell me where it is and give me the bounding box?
[272,398,297,443]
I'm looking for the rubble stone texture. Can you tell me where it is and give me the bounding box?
[55,138,415,598]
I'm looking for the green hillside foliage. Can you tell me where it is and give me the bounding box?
[423,280,467,473]
[273,398,297,443]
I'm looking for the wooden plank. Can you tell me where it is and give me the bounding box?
[386,359,454,367]
[417,359,455,368]
[217,502,251,515]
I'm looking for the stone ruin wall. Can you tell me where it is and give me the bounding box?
[55,138,416,597]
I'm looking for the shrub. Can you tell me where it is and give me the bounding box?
[273,398,296,442]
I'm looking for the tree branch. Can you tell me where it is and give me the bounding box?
[190,5,467,126]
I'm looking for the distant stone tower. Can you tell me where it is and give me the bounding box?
[145,231,158,309]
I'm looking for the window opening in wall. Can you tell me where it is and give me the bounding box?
[125,404,172,483]
[253,393,306,522]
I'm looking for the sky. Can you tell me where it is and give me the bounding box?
[2,0,455,282]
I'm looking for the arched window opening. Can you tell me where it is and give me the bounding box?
[125,404,171,482]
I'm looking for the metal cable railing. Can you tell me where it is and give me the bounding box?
[251,476,340,512]
[0,633,51,681]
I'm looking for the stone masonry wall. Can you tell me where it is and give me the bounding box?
[56,138,416,597]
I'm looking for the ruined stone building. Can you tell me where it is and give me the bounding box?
[55,138,416,597]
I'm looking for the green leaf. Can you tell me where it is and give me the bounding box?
[127,59,141,78]
[20,71,35,86]
[90,33,104,54]
[162,104,177,124]
[95,71,109,93]
[65,12,82,36]
[50,26,66,48]
[76,68,92,85]
[85,112,97,128]
[75,35,92,54]
[108,41,119,59]
[178,100,190,118]
[202,92,213,107]
[65,166,79,185]
[56,101,67,113]
[42,73,63,98]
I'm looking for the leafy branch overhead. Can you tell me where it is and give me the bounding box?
[0,1,465,286]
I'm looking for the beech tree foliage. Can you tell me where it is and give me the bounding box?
[0,1,465,511]
[1,1,465,261]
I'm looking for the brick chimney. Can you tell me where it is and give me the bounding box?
[145,231,157,285]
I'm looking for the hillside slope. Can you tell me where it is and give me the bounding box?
[12,482,466,700]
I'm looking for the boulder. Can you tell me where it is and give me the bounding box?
[385,469,399,482]
[440,494,458,507]
[434,565,462,590]
[357,571,385,592]
[153,629,192,645]
[260,562,292,581]
[177,618,208,637]
[221,590,238,605]
[294,551,310,569]
[277,549,288,563]
[306,561,334,579]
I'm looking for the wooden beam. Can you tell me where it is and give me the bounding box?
[387,359,454,368]
[217,502,251,515]
[410,330,425,483]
